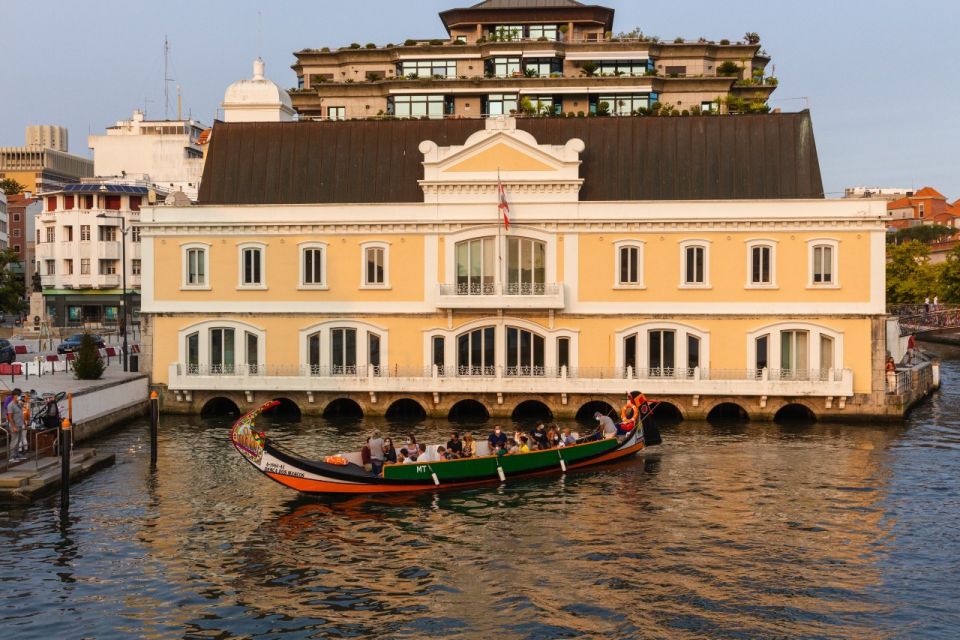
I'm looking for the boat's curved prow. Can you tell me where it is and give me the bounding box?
[230,400,279,470]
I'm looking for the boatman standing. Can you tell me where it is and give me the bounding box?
[594,411,618,439]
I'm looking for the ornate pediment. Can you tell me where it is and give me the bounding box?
[418,117,584,204]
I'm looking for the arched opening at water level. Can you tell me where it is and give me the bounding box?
[200,397,241,421]
[385,398,428,422]
[263,397,302,423]
[651,401,683,426]
[511,400,553,423]
[706,402,750,424]
[774,403,817,424]
[575,401,617,424]
[448,400,490,422]
[323,398,364,420]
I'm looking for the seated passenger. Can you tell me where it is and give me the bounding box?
[361,438,372,472]
[562,428,577,446]
[446,432,463,458]
[383,437,397,464]
[397,448,408,463]
[488,426,507,450]
[401,448,417,464]
[531,423,549,450]
[461,434,475,458]
[519,435,531,453]
[507,438,520,455]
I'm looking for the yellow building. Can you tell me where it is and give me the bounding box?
[140,114,891,422]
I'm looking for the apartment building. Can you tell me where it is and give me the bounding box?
[140,114,895,422]
[0,126,93,194]
[6,193,40,288]
[35,181,162,326]
[291,0,775,120]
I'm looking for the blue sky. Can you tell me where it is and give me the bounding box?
[3,0,958,198]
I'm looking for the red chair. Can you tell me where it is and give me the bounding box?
[14,345,28,355]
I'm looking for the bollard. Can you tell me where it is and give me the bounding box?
[67,393,73,424]
[149,391,159,466]
[60,418,71,513]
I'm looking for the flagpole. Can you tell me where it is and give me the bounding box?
[497,168,504,296]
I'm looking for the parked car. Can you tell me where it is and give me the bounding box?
[0,339,14,364]
[56,334,106,355]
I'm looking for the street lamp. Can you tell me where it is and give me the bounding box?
[96,213,128,371]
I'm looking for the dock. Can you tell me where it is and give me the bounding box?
[0,448,115,503]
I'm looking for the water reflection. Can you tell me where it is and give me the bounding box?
[2,364,960,637]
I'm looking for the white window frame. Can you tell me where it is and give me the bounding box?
[745,239,778,289]
[360,241,390,289]
[746,322,843,373]
[298,241,328,289]
[180,242,211,290]
[237,242,267,290]
[176,320,266,375]
[299,319,388,375]
[615,321,710,375]
[443,226,558,289]
[614,240,645,289]
[807,238,840,289]
[422,317,577,376]
[679,239,711,289]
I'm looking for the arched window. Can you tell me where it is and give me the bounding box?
[299,242,327,289]
[617,322,709,378]
[747,323,842,380]
[238,242,266,289]
[615,240,644,288]
[177,321,266,376]
[181,242,210,289]
[505,326,545,376]
[457,327,495,376]
[745,239,777,288]
[679,239,710,288]
[505,237,545,295]
[455,237,495,295]
[300,320,387,377]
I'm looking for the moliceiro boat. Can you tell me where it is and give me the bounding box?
[230,396,661,496]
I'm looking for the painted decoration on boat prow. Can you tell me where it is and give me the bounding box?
[230,400,278,466]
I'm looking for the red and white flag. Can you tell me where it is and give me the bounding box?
[497,180,511,231]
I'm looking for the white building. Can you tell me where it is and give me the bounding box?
[0,192,8,251]
[88,111,207,201]
[35,181,166,326]
[222,58,295,123]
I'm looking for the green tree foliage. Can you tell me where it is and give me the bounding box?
[890,224,954,244]
[0,178,25,196]
[0,249,25,315]
[886,241,938,304]
[938,245,960,303]
[73,334,105,380]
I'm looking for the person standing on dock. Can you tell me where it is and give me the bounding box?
[6,390,26,460]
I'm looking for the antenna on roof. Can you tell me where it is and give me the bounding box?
[177,85,182,121]
[257,11,263,59]
[163,35,174,120]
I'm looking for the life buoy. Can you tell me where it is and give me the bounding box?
[620,403,637,422]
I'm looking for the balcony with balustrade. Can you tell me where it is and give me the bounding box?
[436,281,565,309]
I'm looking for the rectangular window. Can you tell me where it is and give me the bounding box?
[80,258,90,275]
[12,229,20,238]
[365,247,385,285]
[129,196,142,211]
[99,226,117,242]
[781,330,809,372]
[506,237,545,294]
[618,245,641,285]
[592,94,652,116]
[105,195,121,210]
[303,247,324,285]
[490,57,521,77]
[47,196,57,212]
[80,225,91,241]
[131,227,141,242]
[241,247,262,286]
[432,336,445,375]
[649,330,675,375]
[45,260,55,275]
[64,195,75,210]
[684,245,705,284]
[820,335,834,373]
[755,335,768,371]
[81,195,94,210]
[701,100,719,113]
[751,245,771,285]
[246,332,259,373]
[390,94,448,119]
[596,60,651,77]
[45,227,55,243]
[398,60,457,78]
[813,245,833,284]
[524,58,562,77]
[186,333,199,374]
[485,93,518,116]
[624,335,637,373]
[210,328,235,374]
[327,106,345,120]
[132,259,141,275]
[368,334,381,370]
[687,335,700,370]
[99,259,117,275]
[186,248,206,286]
[63,259,73,275]
[331,328,357,375]
[527,24,559,40]
[456,237,495,294]
[491,25,523,41]
[63,226,73,242]
[557,337,570,371]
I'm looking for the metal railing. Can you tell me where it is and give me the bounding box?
[438,282,561,297]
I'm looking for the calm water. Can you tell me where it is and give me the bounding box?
[2,362,960,639]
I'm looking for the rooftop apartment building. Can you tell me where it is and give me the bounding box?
[291,0,775,121]
[6,193,40,289]
[887,187,960,230]
[0,126,93,194]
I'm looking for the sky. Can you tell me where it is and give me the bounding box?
[2,0,959,199]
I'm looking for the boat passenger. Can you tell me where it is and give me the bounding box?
[595,411,618,439]
[369,430,385,475]
[383,438,397,464]
[531,423,549,450]
[397,447,408,463]
[461,434,475,458]
[407,434,418,455]
[546,427,560,449]
[418,443,429,461]
[519,435,531,453]
[507,438,520,455]
[488,426,507,450]
[561,428,577,446]
[401,449,417,464]
[361,438,372,472]
[446,432,463,458]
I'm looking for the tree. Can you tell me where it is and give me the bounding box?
[891,224,955,245]
[73,334,106,380]
[938,245,960,302]
[744,32,761,45]
[886,240,938,304]
[0,178,25,196]
[717,61,741,77]
[0,249,25,316]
